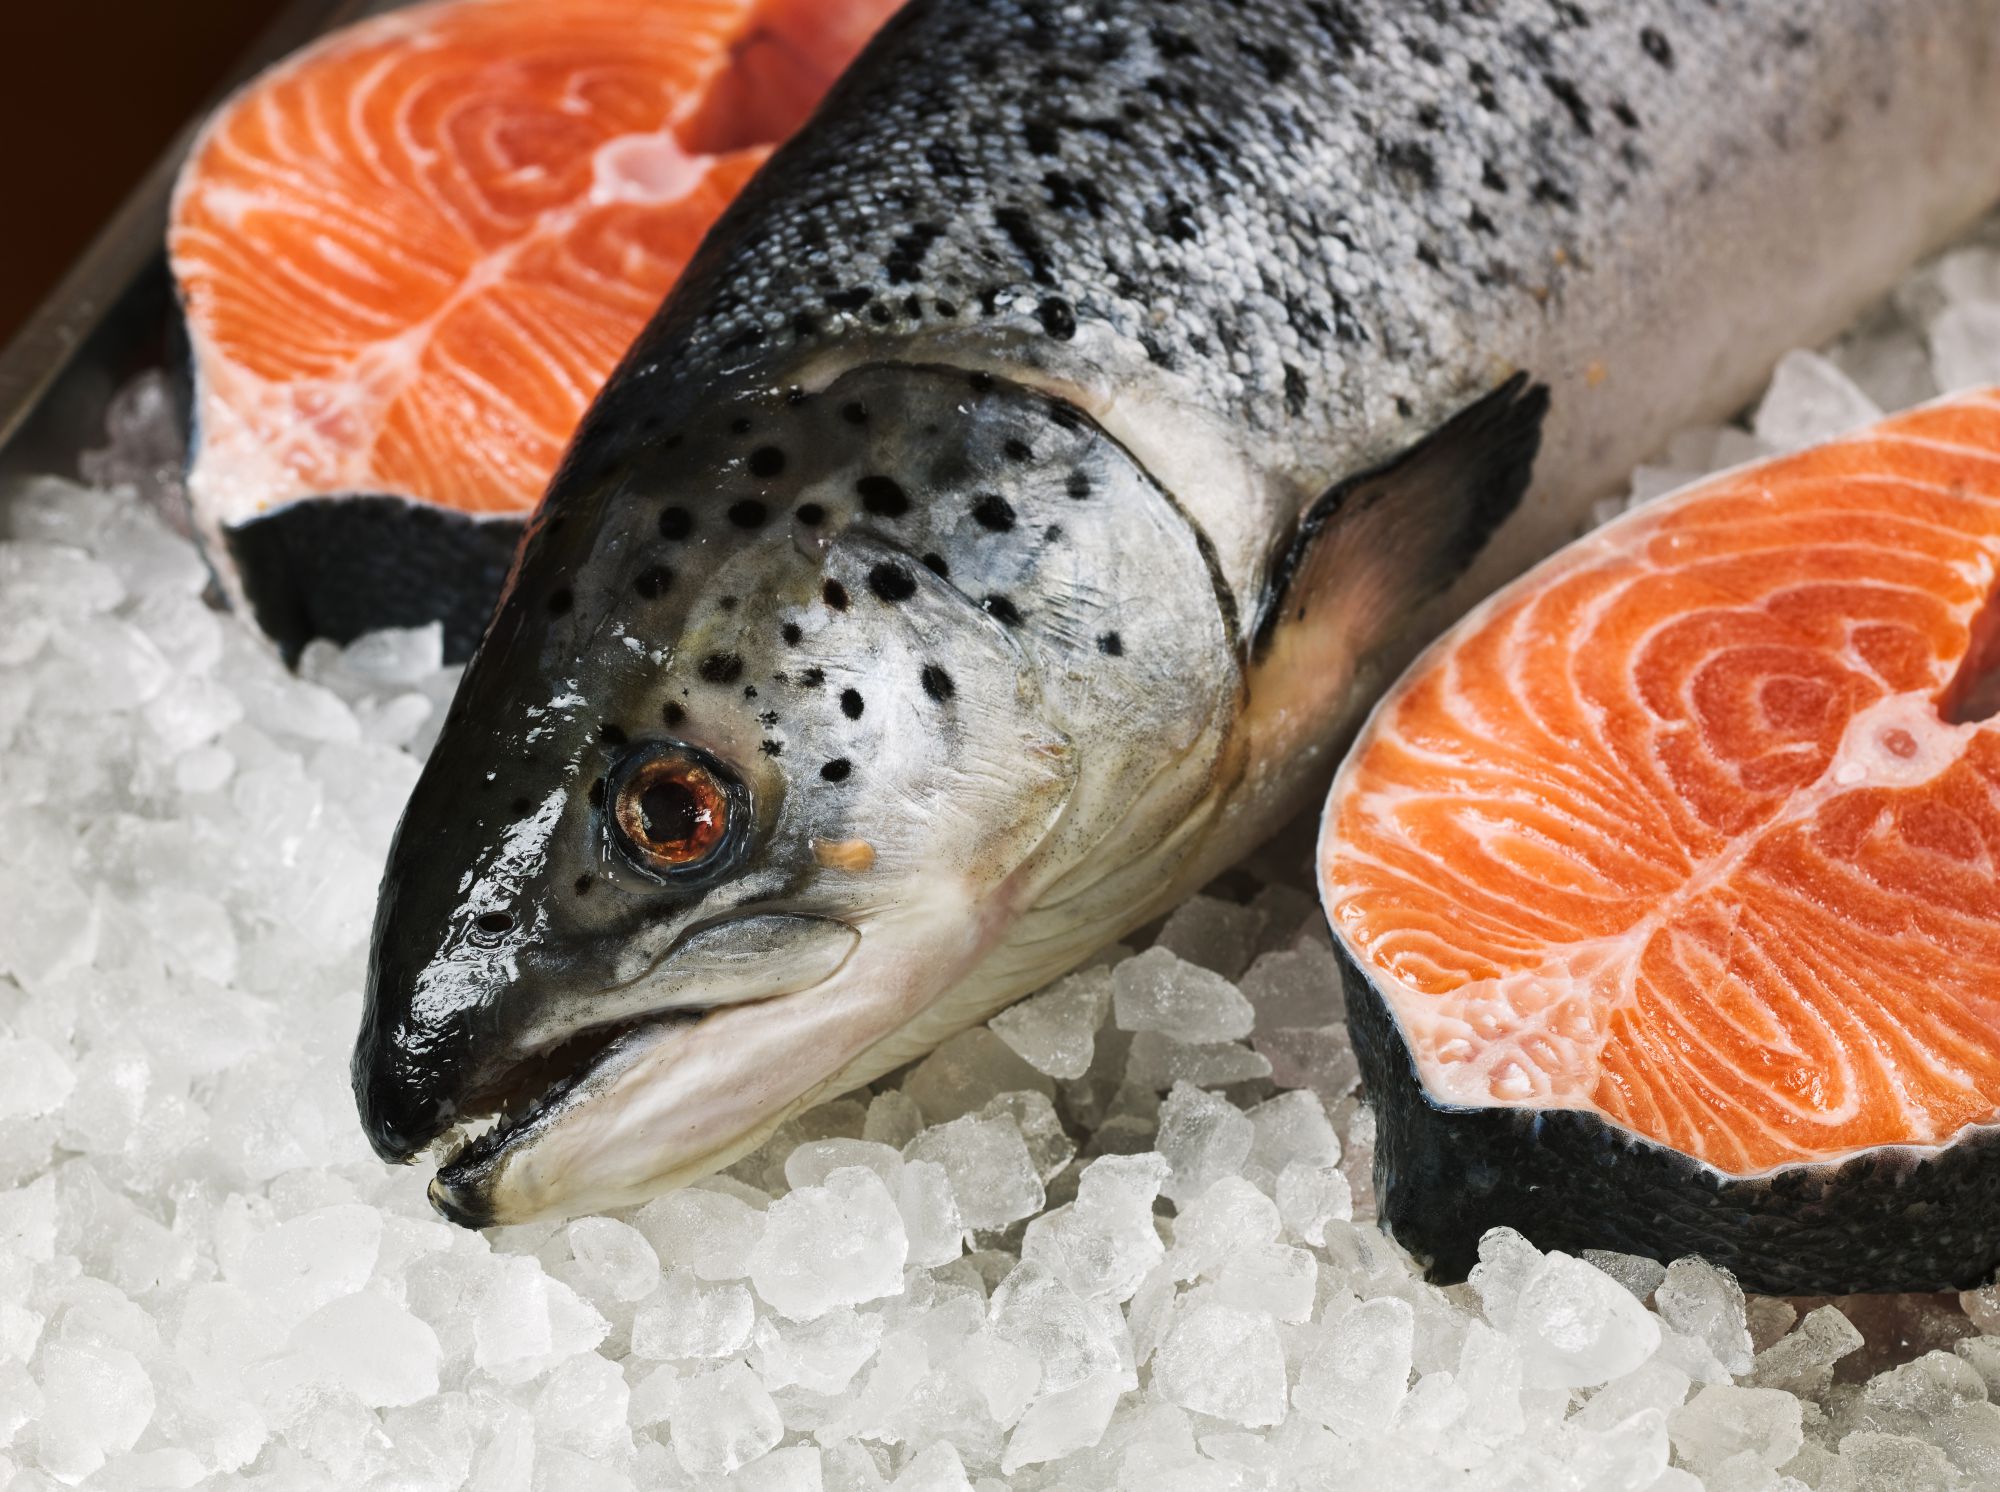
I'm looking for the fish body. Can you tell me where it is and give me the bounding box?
[1324,390,2000,1293]
[355,0,2000,1223]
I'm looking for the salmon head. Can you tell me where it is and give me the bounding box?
[354,361,1242,1224]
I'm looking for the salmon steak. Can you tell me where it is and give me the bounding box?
[168,0,900,659]
[1321,389,2000,1294]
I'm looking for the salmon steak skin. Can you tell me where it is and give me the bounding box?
[1323,390,2000,1294]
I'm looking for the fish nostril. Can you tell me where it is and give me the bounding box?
[475,912,515,936]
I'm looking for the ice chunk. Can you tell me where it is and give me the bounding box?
[1468,1227,1542,1331]
[1167,1175,1280,1282]
[1748,1304,1865,1395]
[1020,1153,1168,1302]
[901,1028,1054,1122]
[227,1203,381,1321]
[1584,1249,1667,1302]
[1655,1256,1752,1376]
[534,1353,632,1462]
[1153,895,1266,978]
[1751,349,1882,449]
[33,1340,155,1482]
[635,1186,765,1281]
[750,1306,883,1396]
[1668,1383,1804,1475]
[1932,301,2000,390]
[1239,942,1343,1028]
[903,1116,1043,1232]
[631,1270,756,1359]
[1155,1081,1255,1206]
[1276,1162,1352,1246]
[1509,1250,1660,1388]
[1150,1300,1288,1427]
[1112,947,1254,1044]
[669,1361,783,1476]
[471,1254,609,1381]
[1297,1295,1417,1441]
[1122,1032,1270,1091]
[988,969,1110,1081]
[863,1090,925,1149]
[563,1216,659,1303]
[0,1038,75,1122]
[888,1442,974,1492]
[748,1166,907,1319]
[1246,1090,1340,1177]
[988,1260,1132,1401]
[896,1159,965,1269]
[729,1445,825,1492]
[1830,1432,1956,1492]
[785,1138,905,1192]
[289,1288,442,1407]
[1253,1025,1360,1107]
[976,1090,1075,1182]
[1217,1242,1317,1324]
[1002,1369,1125,1473]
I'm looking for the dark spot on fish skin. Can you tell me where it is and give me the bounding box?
[824,579,850,611]
[781,622,803,645]
[800,667,825,688]
[729,499,769,529]
[1046,402,1085,431]
[750,446,786,478]
[598,723,627,747]
[719,596,739,612]
[1023,116,1061,156]
[1781,23,1812,50]
[1532,178,1577,210]
[730,417,753,436]
[825,286,874,312]
[1380,139,1437,191]
[1640,26,1674,67]
[1004,440,1033,463]
[1283,364,1308,418]
[1037,297,1077,340]
[869,304,892,325]
[858,476,910,517]
[547,588,574,617]
[699,653,744,684]
[1468,206,1497,236]
[759,709,779,726]
[1098,632,1124,657]
[1481,161,1509,194]
[761,739,783,757]
[663,701,685,728]
[659,506,693,541]
[634,566,673,599]
[1541,73,1593,135]
[1416,243,1442,270]
[920,665,955,702]
[969,371,995,394]
[1395,395,1415,419]
[795,503,825,526]
[1067,471,1091,500]
[841,401,868,425]
[821,758,852,782]
[574,875,594,895]
[1043,524,1062,543]
[972,494,1017,531]
[983,595,1023,626]
[922,552,951,578]
[792,310,819,339]
[869,563,917,603]
[744,685,759,700]
[935,300,959,318]
[589,777,606,808]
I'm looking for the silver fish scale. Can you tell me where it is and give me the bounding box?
[584,0,1818,500]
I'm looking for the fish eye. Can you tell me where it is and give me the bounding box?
[606,746,743,879]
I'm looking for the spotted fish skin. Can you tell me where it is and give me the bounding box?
[357,0,2000,1223]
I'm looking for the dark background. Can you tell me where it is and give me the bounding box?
[0,2,282,345]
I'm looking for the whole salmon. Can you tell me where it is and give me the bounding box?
[354,0,2000,1224]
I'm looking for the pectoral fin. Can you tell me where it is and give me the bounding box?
[1253,372,1549,661]
[1239,374,1548,771]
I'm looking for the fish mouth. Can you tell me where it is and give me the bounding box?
[411,912,861,1225]
[425,1012,697,1227]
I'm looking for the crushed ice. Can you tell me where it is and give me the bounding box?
[9,227,2000,1492]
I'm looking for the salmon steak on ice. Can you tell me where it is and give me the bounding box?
[168,0,902,660]
[1323,389,2000,1294]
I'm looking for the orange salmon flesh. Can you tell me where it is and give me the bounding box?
[1322,389,2000,1177]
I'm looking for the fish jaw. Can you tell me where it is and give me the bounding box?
[429,888,985,1223]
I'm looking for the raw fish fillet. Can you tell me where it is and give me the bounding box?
[1323,390,2000,1291]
